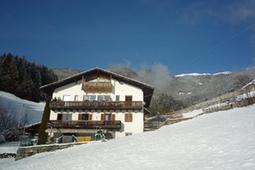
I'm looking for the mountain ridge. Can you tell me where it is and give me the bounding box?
[52,66,255,108]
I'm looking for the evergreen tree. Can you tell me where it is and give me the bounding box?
[0,53,58,102]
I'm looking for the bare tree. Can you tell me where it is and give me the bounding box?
[0,107,16,132]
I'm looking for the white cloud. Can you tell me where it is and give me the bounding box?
[228,0,255,22]
[182,0,255,25]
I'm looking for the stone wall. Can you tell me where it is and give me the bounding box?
[16,142,85,160]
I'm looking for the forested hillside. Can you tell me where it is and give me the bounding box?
[0,53,58,102]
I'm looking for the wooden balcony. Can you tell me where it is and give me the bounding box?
[82,82,113,93]
[48,120,121,130]
[50,101,143,110]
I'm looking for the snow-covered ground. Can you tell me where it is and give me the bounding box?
[0,158,15,167]
[236,90,255,101]
[182,109,203,118]
[2,105,255,170]
[0,142,19,154]
[0,142,19,168]
[0,91,44,125]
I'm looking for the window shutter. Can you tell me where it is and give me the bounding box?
[125,113,132,122]
[89,114,92,120]
[57,114,62,121]
[78,114,82,120]
[101,114,105,121]
[111,114,115,121]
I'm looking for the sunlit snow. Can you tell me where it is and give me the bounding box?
[2,105,255,170]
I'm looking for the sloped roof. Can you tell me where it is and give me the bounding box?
[40,67,154,107]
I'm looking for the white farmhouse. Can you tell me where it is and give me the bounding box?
[40,68,154,142]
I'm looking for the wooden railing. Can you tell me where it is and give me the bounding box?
[82,82,113,93]
[50,101,143,110]
[48,120,121,130]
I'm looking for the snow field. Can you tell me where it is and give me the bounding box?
[2,105,255,170]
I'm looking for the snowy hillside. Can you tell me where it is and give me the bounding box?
[175,72,211,77]
[0,91,44,125]
[175,71,232,77]
[242,79,255,89]
[3,105,255,170]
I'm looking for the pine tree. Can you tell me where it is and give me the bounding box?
[0,53,58,102]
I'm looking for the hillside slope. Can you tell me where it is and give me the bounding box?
[3,105,255,170]
[0,91,44,126]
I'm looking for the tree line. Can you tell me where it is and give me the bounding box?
[0,53,58,102]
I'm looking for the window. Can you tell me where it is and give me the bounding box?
[90,95,96,101]
[125,96,132,106]
[83,95,96,101]
[83,95,89,101]
[101,113,115,121]
[74,95,79,101]
[78,114,88,120]
[116,95,120,101]
[62,114,72,122]
[125,113,133,122]
[125,96,132,102]
[104,95,111,101]
[63,95,71,101]
[98,95,103,101]
[98,95,111,101]
[78,114,92,120]
[105,114,111,121]
[125,132,132,136]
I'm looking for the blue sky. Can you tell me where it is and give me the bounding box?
[0,0,255,74]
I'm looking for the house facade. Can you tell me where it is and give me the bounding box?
[40,68,154,142]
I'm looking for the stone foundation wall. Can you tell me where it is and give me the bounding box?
[16,142,85,160]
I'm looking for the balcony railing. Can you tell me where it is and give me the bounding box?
[48,120,121,130]
[50,101,143,110]
[82,82,113,93]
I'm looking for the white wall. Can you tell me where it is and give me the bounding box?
[115,111,144,138]
[52,79,143,102]
[50,77,144,138]
[50,110,144,138]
